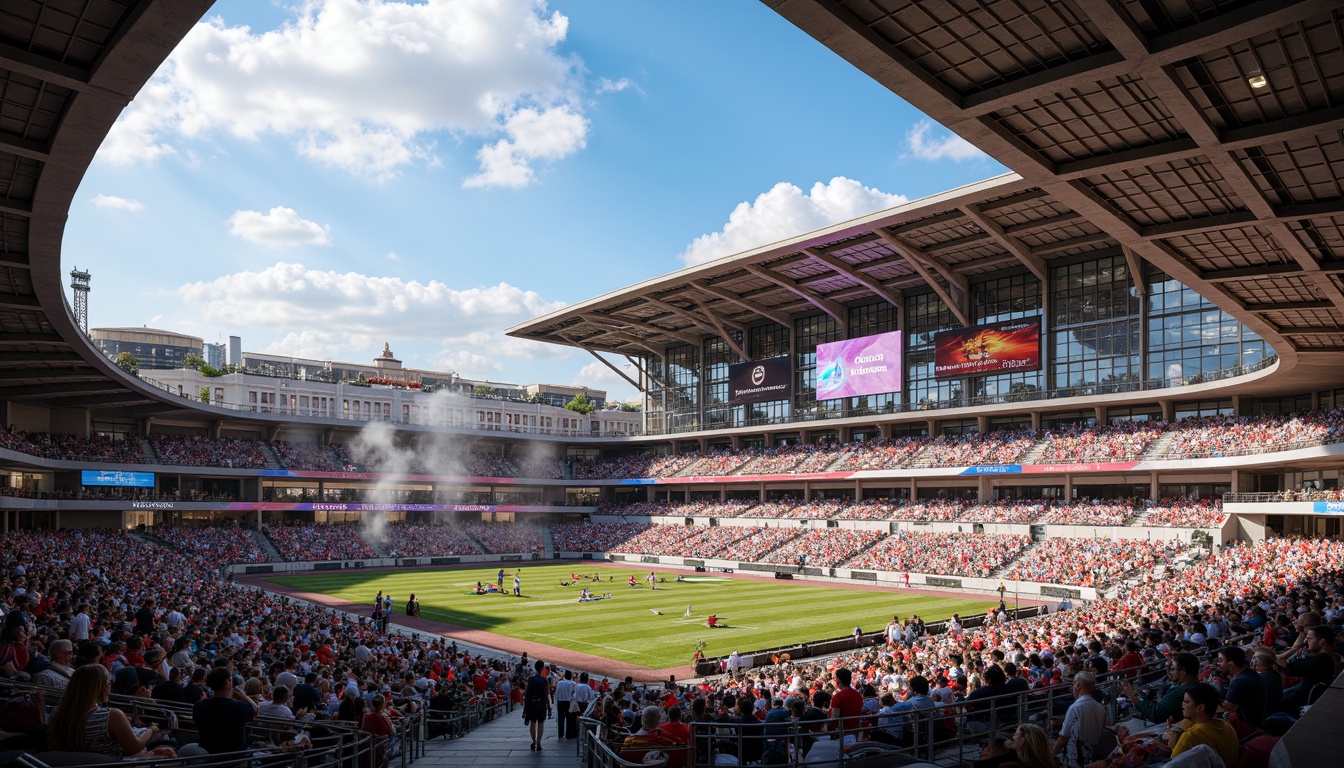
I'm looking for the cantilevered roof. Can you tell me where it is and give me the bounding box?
[512,0,1344,389]
[0,0,215,413]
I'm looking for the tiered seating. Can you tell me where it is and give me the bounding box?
[1034,420,1165,462]
[264,522,377,561]
[1144,499,1226,527]
[845,531,1031,577]
[957,500,1047,524]
[153,525,268,563]
[382,522,482,556]
[760,528,886,567]
[0,425,143,463]
[908,430,1036,467]
[834,498,968,521]
[741,499,846,519]
[1004,537,1170,587]
[672,451,751,477]
[1159,407,1344,458]
[550,521,650,551]
[459,522,544,554]
[272,440,361,471]
[1041,500,1139,526]
[830,437,926,470]
[149,434,267,468]
[731,444,838,475]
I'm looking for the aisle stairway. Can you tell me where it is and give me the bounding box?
[1141,431,1179,460]
[139,438,157,462]
[1013,436,1050,465]
[258,443,284,470]
[250,529,284,562]
[540,525,556,558]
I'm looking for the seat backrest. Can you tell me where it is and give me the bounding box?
[30,751,120,767]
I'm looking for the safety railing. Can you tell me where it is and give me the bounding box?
[424,694,513,742]
[579,723,690,768]
[1224,490,1344,504]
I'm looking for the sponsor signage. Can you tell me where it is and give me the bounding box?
[1040,585,1083,599]
[131,501,174,510]
[82,470,155,488]
[727,357,793,404]
[925,576,963,589]
[815,330,903,400]
[960,465,1023,475]
[934,319,1040,378]
[1312,501,1344,514]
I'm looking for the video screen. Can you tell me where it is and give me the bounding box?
[934,319,1040,378]
[814,330,903,400]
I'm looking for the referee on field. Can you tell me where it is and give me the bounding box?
[554,670,576,740]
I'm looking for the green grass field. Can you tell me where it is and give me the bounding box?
[269,564,996,670]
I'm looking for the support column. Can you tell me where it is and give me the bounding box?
[1160,401,1175,422]
[977,415,989,434]
[978,476,992,502]
[1064,474,1074,501]
[1150,474,1160,500]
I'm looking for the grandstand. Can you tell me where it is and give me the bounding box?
[1,0,1342,766]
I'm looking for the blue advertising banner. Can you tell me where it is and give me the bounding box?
[959,465,1023,476]
[81,470,155,488]
[1311,501,1344,514]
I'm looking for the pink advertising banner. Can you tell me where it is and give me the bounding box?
[815,330,903,400]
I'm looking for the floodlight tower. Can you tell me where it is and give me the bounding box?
[70,267,91,334]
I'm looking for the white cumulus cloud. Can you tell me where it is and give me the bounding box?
[228,207,332,246]
[99,0,589,184]
[176,262,567,367]
[596,77,639,95]
[905,120,987,162]
[91,194,143,212]
[572,358,639,401]
[679,177,908,267]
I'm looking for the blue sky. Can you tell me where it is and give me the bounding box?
[65,0,1005,401]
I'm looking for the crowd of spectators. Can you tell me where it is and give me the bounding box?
[572,454,698,479]
[0,426,144,464]
[835,498,969,522]
[149,435,268,469]
[271,441,360,472]
[682,534,1340,768]
[958,500,1048,524]
[264,522,378,561]
[458,522,543,554]
[1040,500,1140,526]
[732,444,841,475]
[550,522,650,552]
[382,522,482,557]
[832,437,927,470]
[153,524,269,564]
[1158,407,1344,458]
[0,527,539,762]
[760,529,886,568]
[1004,537,1171,587]
[598,500,760,518]
[1034,420,1166,463]
[742,499,846,520]
[907,430,1037,467]
[845,531,1032,577]
[1143,499,1227,528]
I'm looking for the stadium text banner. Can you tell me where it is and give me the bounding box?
[81,470,155,487]
[934,319,1041,378]
[815,330,903,400]
[727,357,793,404]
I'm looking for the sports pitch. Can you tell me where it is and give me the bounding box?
[268,564,998,670]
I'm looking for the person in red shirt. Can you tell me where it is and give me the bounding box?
[1111,641,1145,677]
[656,705,692,768]
[829,668,864,731]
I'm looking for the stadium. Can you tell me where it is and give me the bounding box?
[0,1,1341,767]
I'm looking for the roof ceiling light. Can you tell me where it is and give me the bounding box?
[1248,70,1268,89]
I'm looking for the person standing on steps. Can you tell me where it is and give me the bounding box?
[554,670,575,740]
[523,660,551,751]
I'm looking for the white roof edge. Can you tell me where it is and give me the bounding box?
[507,172,1026,337]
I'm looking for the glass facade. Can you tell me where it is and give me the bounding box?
[847,301,900,416]
[704,335,744,430]
[905,292,961,408]
[638,252,1276,435]
[972,273,1043,401]
[1146,267,1266,384]
[794,314,842,419]
[1050,253,1141,396]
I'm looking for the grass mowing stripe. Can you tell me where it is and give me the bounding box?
[270,564,997,669]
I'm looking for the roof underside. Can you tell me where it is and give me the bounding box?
[2,0,1344,414]
[511,0,1344,379]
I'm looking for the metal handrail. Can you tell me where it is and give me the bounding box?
[1224,490,1344,503]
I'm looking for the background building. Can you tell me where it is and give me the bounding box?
[90,327,204,371]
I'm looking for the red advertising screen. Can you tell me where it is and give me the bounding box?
[933,319,1040,378]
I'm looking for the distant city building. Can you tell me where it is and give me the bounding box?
[524,383,606,409]
[228,335,242,366]
[90,327,203,371]
[204,342,226,369]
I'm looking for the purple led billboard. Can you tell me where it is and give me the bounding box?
[814,330,903,400]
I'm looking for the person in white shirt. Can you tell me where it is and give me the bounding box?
[554,670,576,740]
[570,672,594,729]
[70,604,92,641]
[259,686,296,720]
